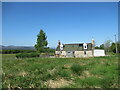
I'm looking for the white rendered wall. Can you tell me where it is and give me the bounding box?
[94,49,105,56]
[61,51,66,56]
[55,51,61,55]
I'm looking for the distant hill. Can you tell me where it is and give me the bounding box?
[0,45,35,50]
[0,45,55,50]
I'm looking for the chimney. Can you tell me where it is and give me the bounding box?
[92,39,95,56]
[92,39,95,45]
[92,39,94,46]
[58,40,61,46]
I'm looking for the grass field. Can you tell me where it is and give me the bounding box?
[2,54,118,88]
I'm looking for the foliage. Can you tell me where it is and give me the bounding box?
[95,41,120,54]
[110,43,116,53]
[99,44,104,49]
[34,29,48,53]
[104,40,112,52]
[95,44,104,49]
[110,42,120,53]
[16,53,40,58]
[95,46,100,49]
[117,42,120,53]
[1,50,36,54]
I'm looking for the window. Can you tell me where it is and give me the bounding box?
[83,43,87,49]
[67,51,71,53]
[79,44,83,50]
[84,51,86,55]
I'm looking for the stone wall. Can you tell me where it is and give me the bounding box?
[55,50,93,58]
[75,51,93,57]
[75,51,84,57]
[55,51,61,55]
[55,51,66,57]
[61,51,66,57]
[86,51,93,57]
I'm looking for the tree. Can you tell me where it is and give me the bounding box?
[99,44,104,49]
[118,42,120,53]
[34,29,48,53]
[110,42,120,53]
[110,43,116,53]
[95,46,100,49]
[104,40,112,52]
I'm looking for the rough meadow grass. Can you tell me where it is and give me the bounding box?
[2,54,118,88]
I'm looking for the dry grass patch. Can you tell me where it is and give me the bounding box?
[63,64,71,69]
[47,68,56,75]
[80,71,102,79]
[79,63,86,66]
[44,78,73,88]
[78,71,91,79]
[82,71,91,77]
[18,71,27,77]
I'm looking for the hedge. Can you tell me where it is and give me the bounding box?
[1,50,36,54]
[16,53,40,58]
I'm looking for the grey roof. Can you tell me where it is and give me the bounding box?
[56,43,92,51]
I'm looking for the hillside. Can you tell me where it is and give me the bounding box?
[0,45,35,50]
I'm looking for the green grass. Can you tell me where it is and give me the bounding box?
[106,52,117,56]
[2,54,118,88]
[2,54,16,60]
[71,63,85,75]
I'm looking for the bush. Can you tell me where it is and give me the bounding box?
[16,53,40,58]
[2,50,36,54]
[71,63,84,75]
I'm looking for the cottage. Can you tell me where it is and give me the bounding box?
[55,39,105,57]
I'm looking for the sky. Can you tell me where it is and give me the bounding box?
[2,2,118,48]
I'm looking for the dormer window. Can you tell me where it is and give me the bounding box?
[60,44,63,50]
[83,43,87,49]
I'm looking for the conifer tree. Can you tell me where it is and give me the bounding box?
[34,29,48,53]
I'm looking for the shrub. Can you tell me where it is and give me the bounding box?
[16,53,40,58]
[71,63,84,75]
[2,50,36,54]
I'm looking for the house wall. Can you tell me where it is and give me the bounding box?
[61,51,66,56]
[55,51,66,57]
[55,50,93,57]
[86,51,93,57]
[75,51,84,57]
[74,51,93,57]
[55,51,61,55]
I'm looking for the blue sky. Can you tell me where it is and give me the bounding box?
[2,2,118,48]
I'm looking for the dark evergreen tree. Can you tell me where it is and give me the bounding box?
[34,29,48,53]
